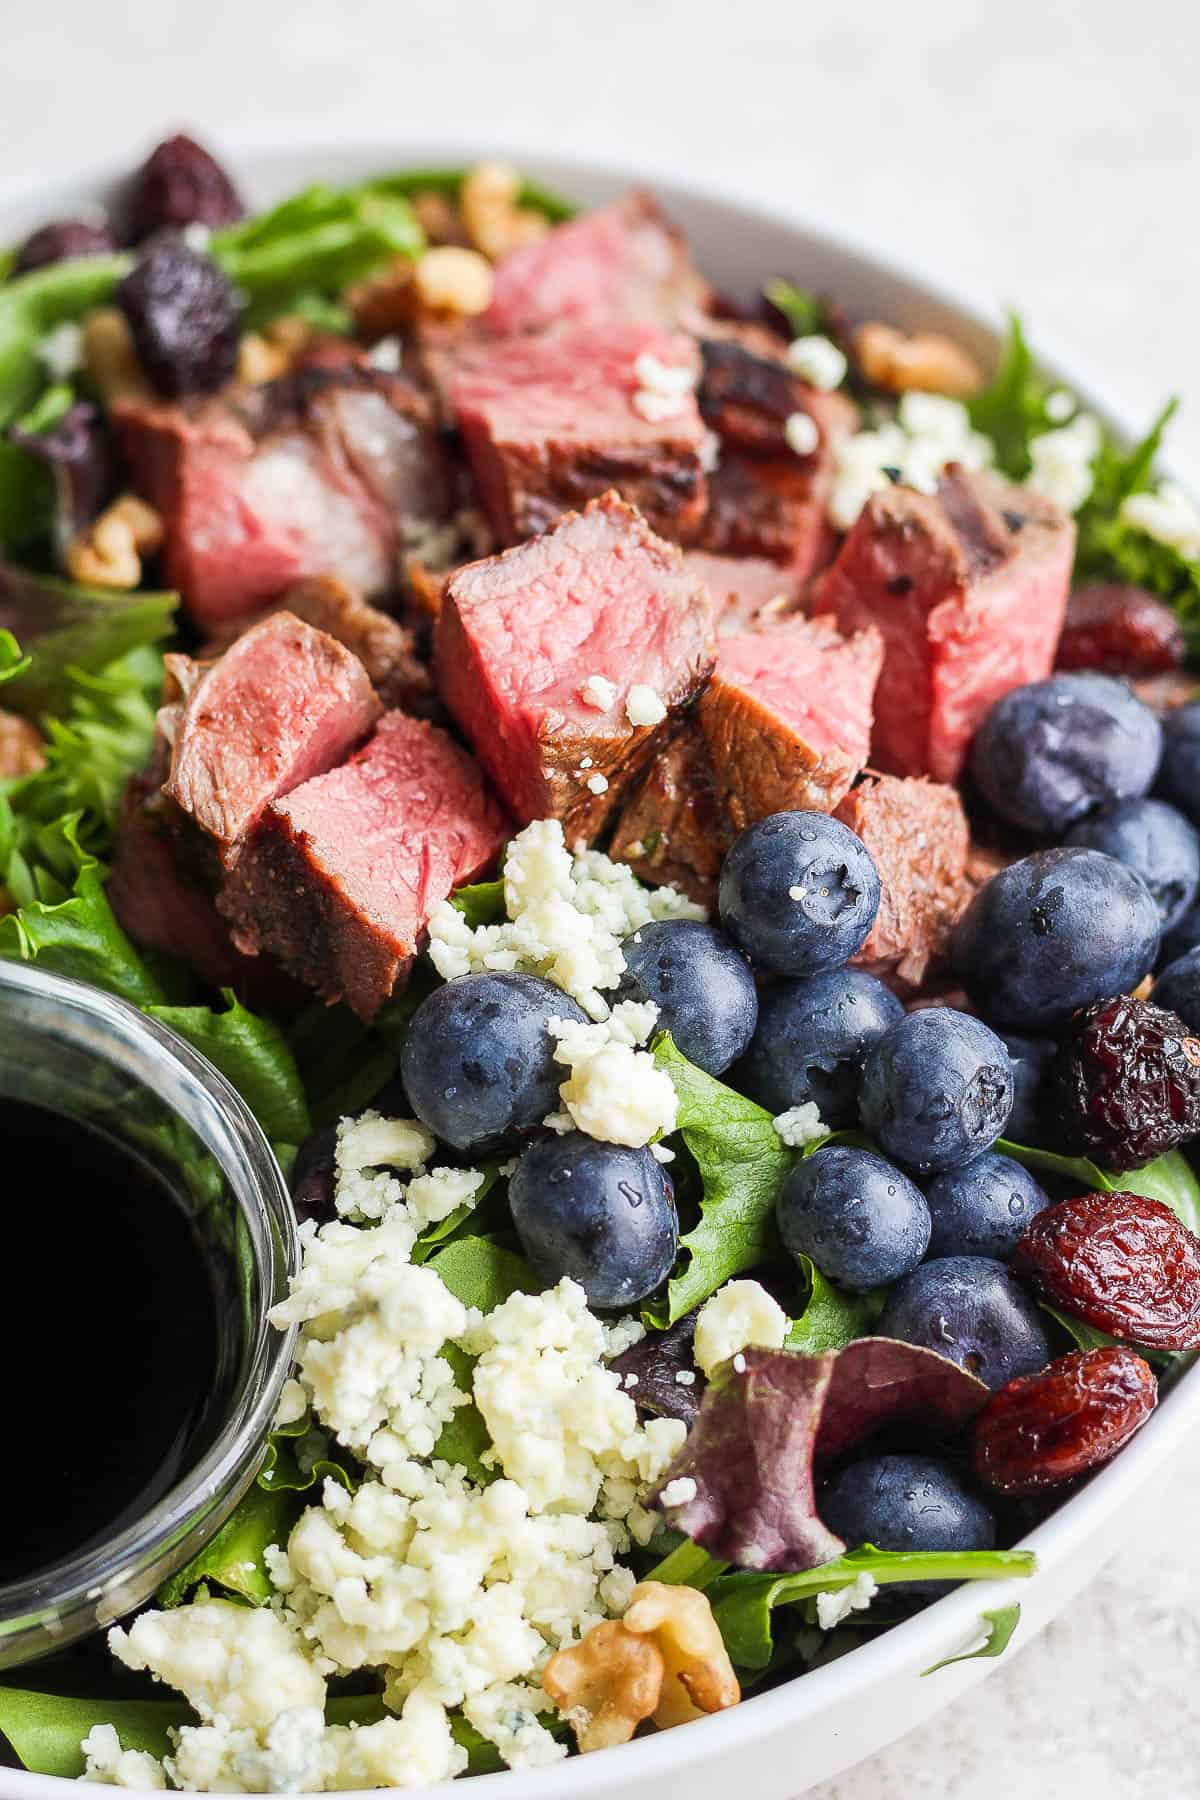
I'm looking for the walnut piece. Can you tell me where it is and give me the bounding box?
[854,321,982,399]
[67,494,164,590]
[236,331,291,385]
[461,160,550,261]
[0,710,46,778]
[624,1581,741,1728]
[82,308,153,404]
[413,245,495,319]
[542,1619,665,1753]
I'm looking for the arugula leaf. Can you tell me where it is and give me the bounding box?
[646,1537,727,1590]
[213,185,424,312]
[968,312,1054,479]
[0,1689,189,1778]
[648,1037,793,1324]
[922,1603,1022,1676]
[710,1544,1036,1671]
[0,254,130,429]
[0,562,176,720]
[764,279,824,338]
[786,1255,882,1353]
[449,877,506,927]
[146,992,309,1143]
[156,1483,298,1608]
[427,1236,533,1481]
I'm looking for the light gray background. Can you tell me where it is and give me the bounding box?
[7,2,1200,1792]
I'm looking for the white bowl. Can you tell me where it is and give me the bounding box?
[1,139,1194,1800]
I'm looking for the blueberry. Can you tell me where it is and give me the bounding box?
[1161,899,1200,969]
[820,1453,995,1593]
[777,1145,930,1290]
[718,811,881,977]
[858,1009,1013,1174]
[400,973,586,1152]
[878,1256,1051,1390]
[999,1032,1055,1147]
[509,1132,678,1309]
[953,847,1161,1032]
[1065,797,1200,933]
[971,673,1162,835]
[924,1152,1050,1260]
[117,237,241,397]
[736,967,904,1125]
[1156,701,1200,828]
[618,919,757,1076]
[1152,946,1200,1035]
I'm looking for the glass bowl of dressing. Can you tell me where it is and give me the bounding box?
[0,960,298,1669]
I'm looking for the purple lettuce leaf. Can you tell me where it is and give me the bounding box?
[816,1336,990,1471]
[609,1312,706,1427]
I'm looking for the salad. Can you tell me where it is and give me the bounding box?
[1,131,1200,1793]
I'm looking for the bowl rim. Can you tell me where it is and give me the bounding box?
[0,134,1194,1795]
[0,960,299,1650]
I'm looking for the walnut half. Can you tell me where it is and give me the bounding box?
[67,494,164,590]
[854,320,983,399]
[624,1581,741,1728]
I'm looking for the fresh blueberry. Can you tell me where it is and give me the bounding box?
[400,972,586,1152]
[508,1132,678,1309]
[618,919,757,1076]
[999,1032,1056,1147]
[737,967,904,1125]
[878,1255,1051,1390]
[924,1152,1050,1260]
[1156,701,1200,828]
[970,673,1162,835]
[820,1453,996,1594]
[718,811,881,978]
[777,1145,930,1290]
[1161,899,1200,969]
[1065,796,1200,933]
[953,847,1161,1031]
[858,1009,1013,1174]
[1152,946,1200,1035]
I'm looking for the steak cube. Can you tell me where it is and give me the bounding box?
[161,611,381,864]
[221,713,508,1020]
[697,334,855,460]
[698,614,882,829]
[699,452,839,580]
[819,467,1075,781]
[436,492,715,835]
[115,361,452,628]
[609,723,730,908]
[681,551,803,636]
[450,323,709,546]
[484,191,709,336]
[834,774,971,993]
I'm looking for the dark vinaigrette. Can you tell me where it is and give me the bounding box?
[1,1098,222,1585]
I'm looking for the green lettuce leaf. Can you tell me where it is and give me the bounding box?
[922,1603,1022,1676]
[427,1236,533,1482]
[213,185,424,315]
[763,279,824,338]
[785,1255,883,1353]
[0,562,176,720]
[0,254,130,428]
[156,1483,299,1608]
[0,1689,189,1778]
[0,626,30,687]
[257,1408,358,1497]
[710,1544,1036,1672]
[647,1036,794,1324]
[146,992,310,1144]
[449,877,506,927]
[999,1139,1200,1234]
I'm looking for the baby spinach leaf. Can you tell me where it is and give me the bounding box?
[647,1036,794,1325]
[710,1544,1036,1672]
[156,1483,299,1608]
[786,1255,882,1354]
[0,562,176,720]
[0,1688,189,1778]
[146,992,310,1143]
[449,876,506,927]
[922,1603,1022,1676]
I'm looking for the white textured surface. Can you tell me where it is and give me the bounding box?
[7,3,1199,1791]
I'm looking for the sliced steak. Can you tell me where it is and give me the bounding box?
[681,550,803,636]
[834,774,970,993]
[161,611,381,864]
[698,614,882,829]
[819,466,1075,781]
[609,722,730,907]
[450,323,708,545]
[484,191,709,336]
[115,362,452,629]
[436,492,715,835]
[699,452,840,579]
[221,713,508,1020]
[697,335,856,459]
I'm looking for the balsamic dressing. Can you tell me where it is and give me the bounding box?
[2,1098,222,1585]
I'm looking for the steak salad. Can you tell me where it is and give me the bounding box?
[1,136,1200,1791]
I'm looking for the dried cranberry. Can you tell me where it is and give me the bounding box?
[7,402,116,551]
[289,1125,337,1226]
[1055,583,1186,678]
[974,1346,1157,1494]
[12,219,118,275]
[1014,1190,1200,1351]
[117,238,241,397]
[124,133,244,242]
[1051,993,1200,1169]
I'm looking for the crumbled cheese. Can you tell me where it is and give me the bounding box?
[333,1111,435,1221]
[674,1369,697,1387]
[580,673,619,711]
[366,335,403,371]
[1044,388,1076,424]
[1025,412,1102,513]
[699,429,721,473]
[658,1476,698,1509]
[547,1003,677,1147]
[1121,481,1200,561]
[785,334,847,390]
[181,222,212,252]
[649,1142,675,1164]
[274,1377,309,1430]
[784,410,820,457]
[732,1352,747,1373]
[693,1280,790,1378]
[586,772,610,795]
[462,1684,565,1771]
[603,1314,647,1359]
[631,352,697,423]
[828,393,993,530]
[426,819,703,1019]
[37,320,84,380]
[626,684,668,728]
[81,1724,167,1790]
[815,1572,878,1630]
[404,1164,486,1229]
[109,1600,325,1733]
[773,1102,827,1148]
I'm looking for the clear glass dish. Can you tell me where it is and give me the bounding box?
[0,960,298,1669]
